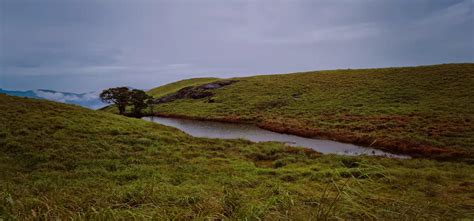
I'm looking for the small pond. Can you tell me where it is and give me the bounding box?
[143,116,409,158]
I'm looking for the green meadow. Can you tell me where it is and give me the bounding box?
[146,64,474,159]
[2,63,474,220]
[1,91,474,219]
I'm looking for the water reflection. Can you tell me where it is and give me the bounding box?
[143,116,409,158]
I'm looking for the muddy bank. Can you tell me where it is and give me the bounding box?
[150,112,469,160]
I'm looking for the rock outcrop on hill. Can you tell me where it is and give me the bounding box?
[155,80,238,104]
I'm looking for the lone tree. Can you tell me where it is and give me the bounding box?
[100,87,130,115]
[129,89,150,116]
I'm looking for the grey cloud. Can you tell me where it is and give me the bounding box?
[1,0,472,92]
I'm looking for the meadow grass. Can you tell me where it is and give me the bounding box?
[142,63,474,158]
[148,78,219,98]
[1,94,473,220]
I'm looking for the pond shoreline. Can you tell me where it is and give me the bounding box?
[141,112,467,160]
[144,113,410,158]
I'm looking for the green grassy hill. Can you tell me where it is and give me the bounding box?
[101,77,219,112]
[148,64,474,158]
[1,94,474,219]
[148,78,219,98]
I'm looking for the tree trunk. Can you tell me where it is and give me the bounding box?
[118,105,125,115]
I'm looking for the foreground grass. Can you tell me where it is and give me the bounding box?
[144,64,474,158]
[1,94,473,219]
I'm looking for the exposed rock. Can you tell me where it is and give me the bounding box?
[199,80,238,89]
[189,90,214,99]
[155,80,238,104]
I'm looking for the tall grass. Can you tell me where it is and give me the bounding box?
[1,94,473,219]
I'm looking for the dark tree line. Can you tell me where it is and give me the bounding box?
[100,87,155,116]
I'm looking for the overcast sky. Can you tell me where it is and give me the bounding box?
[1,0,473,92]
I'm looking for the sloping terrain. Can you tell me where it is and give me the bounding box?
[1,94,473,219]
[148,78,219,98]
[148,64,474,158]
[101,77,219,112]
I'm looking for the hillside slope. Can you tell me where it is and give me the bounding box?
[149,64,474,158]
[148,78,219,98]
[1,94,473,219]
[101,77,219,112]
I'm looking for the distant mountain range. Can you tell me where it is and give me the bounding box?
[0,88,107,109]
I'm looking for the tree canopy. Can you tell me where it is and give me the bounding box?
[100,87,130,115]
[130,89,151,116]
[100,87,154,116]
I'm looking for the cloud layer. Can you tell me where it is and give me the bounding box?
[0,88,106,109]
[35,90,105,109]
[1,0,472,92]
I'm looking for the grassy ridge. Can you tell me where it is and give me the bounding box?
[149,64,474,158]
[1,94,474,219]
[148,78,219,98]
[101,77,219,113]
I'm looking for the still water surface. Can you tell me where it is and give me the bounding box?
[143,116,409,158]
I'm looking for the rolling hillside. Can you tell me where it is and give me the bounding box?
[148,78,219,98]
[101,78,219,112]
[148,63,474,158]
[1,94,473,219]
